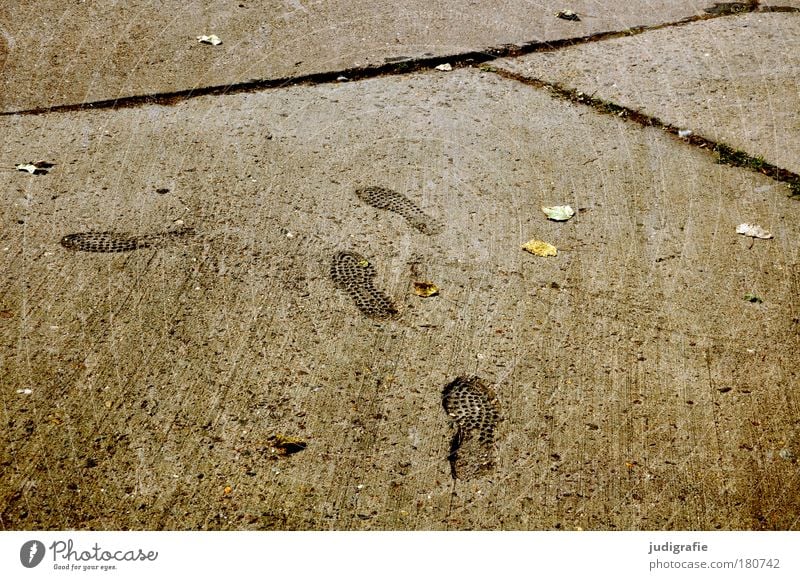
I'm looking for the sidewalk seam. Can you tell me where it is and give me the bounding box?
[2,4,797,117]
[487,67,800,198]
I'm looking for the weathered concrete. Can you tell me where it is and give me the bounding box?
[2,1,712,112]
[2,67,799,530]
[494,11,800,174]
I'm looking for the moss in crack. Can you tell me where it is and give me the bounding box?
[597,99,629,118]
[714,143,800,198]
[789,179,800,199]
[392,61,415,73]
[570,89,664,126]
[715,144,767,171]
[492,68,800,201]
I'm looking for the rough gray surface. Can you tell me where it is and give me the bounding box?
[1,1,708,112]
[2,67,799,530]
[494,12,800,174]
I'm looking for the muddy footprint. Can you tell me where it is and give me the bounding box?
[442,375,501,480]
[354,186,443,235]
[330,251,399,320]
[60,227,195,253]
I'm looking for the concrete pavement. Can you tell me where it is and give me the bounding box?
[494,11,800,174]
[2,2,799,530]
[0,1,738,112]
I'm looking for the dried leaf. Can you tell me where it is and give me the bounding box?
[541,205,575,221]
[522,239,557,257]
[16,161,53,175]
[268,434,307,455]
[736,223,773,239]
[0,309,14,318]
[197,34,222,45]
[434,63,452,71]
[413,281,440,297]
[704,2,754,15]
[556,10,581,21]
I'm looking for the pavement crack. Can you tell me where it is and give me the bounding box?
[2,6,796,117]
[488,68,800,199]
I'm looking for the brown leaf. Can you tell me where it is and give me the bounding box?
[268,434,307,455]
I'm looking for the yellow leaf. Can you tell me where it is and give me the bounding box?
[522,239,557,257]
[413,281,440,297]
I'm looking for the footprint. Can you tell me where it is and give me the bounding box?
[329,251,399,320]
[60,227,195,253]
[354,186,443,235]
[442,375,501,479]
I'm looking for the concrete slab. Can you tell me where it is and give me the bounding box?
[2,1,710,112]
[2,68,799,530]
[494,12,800,174]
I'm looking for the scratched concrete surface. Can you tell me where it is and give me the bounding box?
[2,1,710,112]
[1,3,800,531]
[494,11,800,174]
